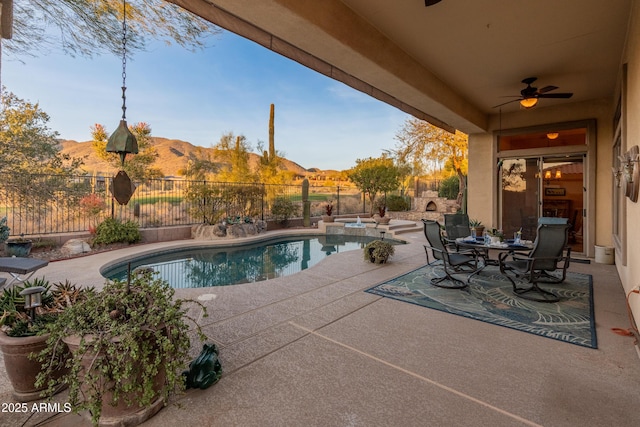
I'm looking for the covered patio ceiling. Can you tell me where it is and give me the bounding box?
[168,0,632,135]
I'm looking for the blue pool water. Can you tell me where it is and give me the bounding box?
[102,235,400,288]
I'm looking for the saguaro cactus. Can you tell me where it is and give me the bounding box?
[302,178,310,227]
[269,103,275,160]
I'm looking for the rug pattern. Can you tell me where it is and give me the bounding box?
[366,264,597,348]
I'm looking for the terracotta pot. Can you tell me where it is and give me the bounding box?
[63,335,166,427]
[0,331,68,402]
[376,216,391,225]
[321,215,334,223]
[472,226,485,237]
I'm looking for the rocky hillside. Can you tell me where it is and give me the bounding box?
[58,138,313,177]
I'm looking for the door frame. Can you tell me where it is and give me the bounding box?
[493,119,596,257]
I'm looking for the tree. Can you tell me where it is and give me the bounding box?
[0,88,85,222]
[178,147,219,180]
[91,121,162,180]
[0,88,82,175]
[393,117,468,206]
[347,156,401,214]
[4,0,220,59]
[212,132,256,183]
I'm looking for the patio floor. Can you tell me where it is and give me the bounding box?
[1,228,639,426]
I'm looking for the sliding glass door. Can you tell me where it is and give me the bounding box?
[500,156,584,253]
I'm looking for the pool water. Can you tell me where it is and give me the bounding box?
[102,235,400,288]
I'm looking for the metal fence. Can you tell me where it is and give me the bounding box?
[0,173,377,237]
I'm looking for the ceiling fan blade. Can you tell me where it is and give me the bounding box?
[537,85,558,94]
[538,93,573,99]
[492,99,521,108]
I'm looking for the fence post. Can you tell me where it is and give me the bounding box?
[302,179,310,227]
[336,185,340,216]
[261,183,266,220]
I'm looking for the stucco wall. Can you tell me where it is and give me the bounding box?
[619,0,640,327]
[469,1,640,336]
[469,99,612,255]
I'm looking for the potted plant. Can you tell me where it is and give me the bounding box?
[5,233,34,257]
[36,270,209,427]
[321,201,335,223]
[0,279,89,401]
[487,228,505,243]
[363,240,395,264]
[374,198,391,225]
[469,219,485,237]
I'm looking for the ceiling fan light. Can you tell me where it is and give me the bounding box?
[520,97,538,109]
[547,132,559,140]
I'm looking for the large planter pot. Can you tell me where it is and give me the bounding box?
[376,216,391,225]
[0,331,68,402]
[63,335,166,427]
[5,240,33,257]
[321,215,335,223]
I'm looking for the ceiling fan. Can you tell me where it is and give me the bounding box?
[494,77,573,109]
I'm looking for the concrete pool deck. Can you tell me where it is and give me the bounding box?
[1,228,640,426]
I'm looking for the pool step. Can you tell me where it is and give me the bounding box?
[387,221,422,235]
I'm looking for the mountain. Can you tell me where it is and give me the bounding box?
[58,138,312,177]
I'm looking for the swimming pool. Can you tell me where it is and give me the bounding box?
[101,235,401,288]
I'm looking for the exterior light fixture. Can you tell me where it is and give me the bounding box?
[620,155,639,185]
[20,286,46,321]
[546,132,559,140]
[544,171,552,180]
[555,170,562,179]
[612,167,623,188]
[520,97,538,109]
[614,145,640,202]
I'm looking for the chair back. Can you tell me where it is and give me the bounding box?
[422,219,447,261]
[538,217,568,225]
[530,223,570,270]
[444,214,471,240]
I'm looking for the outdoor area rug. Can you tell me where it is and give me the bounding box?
[366,264,597,348]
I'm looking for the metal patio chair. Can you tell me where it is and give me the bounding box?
[422,219,480,289]
[498,223,571,302]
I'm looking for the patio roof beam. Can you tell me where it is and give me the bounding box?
[168,0,489,134]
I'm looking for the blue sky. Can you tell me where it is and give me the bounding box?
[2,29,409,171]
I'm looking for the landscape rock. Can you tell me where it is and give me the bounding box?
[60,239,92,256]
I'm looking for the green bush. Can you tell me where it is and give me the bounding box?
[386,195,410,211]
[438,176,460,200]
[271,197,299,225]
[93,218,141,245]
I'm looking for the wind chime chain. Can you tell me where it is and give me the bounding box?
[120,0,128,121]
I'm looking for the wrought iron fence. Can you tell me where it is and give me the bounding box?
[0,173,377,237]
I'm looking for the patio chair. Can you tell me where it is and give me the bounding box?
[422,219,480,289]
[444,213,471,242]
[498,223,571,302]
[538,217,568,225]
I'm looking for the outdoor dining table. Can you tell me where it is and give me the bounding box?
[0,257,49,289]
[454,237,533,280]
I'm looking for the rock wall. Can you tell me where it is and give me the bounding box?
[191,221,268,240]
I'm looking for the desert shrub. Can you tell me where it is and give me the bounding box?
[93,218,141,245]
[438,176,460,200]
[386,195,410,211]
[271,197,299,224]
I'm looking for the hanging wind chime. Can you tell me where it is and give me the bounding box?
[106,0,138,205]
